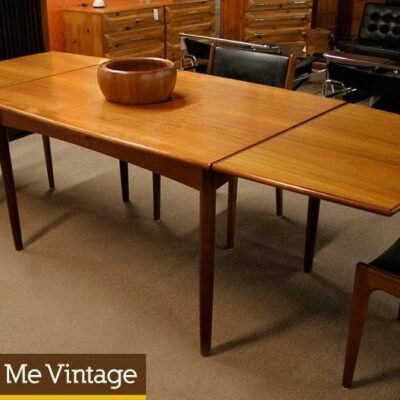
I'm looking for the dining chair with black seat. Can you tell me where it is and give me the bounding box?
[180,38,212,73]
[207,45,297,248]
[342,238,400,388]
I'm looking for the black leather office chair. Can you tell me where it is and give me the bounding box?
[337,3,400,61]
[342,238,400,388]
[208,45,296,248]
[181,38,211,73]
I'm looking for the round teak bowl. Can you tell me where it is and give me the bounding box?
[97,58,177,105]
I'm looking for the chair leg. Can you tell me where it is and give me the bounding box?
[42,136,55,189]
[276,188,283,217]
[304,197,320,273]
[153,172,160,221]
[397,303,400,322]
[342,265,372,389]
[119,161,129,202]
[226,177,238,249]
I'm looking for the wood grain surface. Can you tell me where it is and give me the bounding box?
[63,0,212,14]
[214,104,400,215]
[0,51,107,88]
[0,66,342,168]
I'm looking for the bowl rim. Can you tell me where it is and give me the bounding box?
[99,57,176,75]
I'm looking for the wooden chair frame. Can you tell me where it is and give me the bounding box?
[207,45,297,248]
[342,263,400,388]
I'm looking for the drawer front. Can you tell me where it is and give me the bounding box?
[104,25,165,56]
[244,26,306,44]
[105,42,164,58]
[165,1,215,24]
[166,18,214,61]
[103,8,164,34]
[246,0,312,12]
[246,9,311,29]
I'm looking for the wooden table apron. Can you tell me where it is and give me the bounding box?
[0,55,343,356]
[0,115,228,357]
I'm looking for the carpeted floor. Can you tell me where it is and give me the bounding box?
[0,132,399,399]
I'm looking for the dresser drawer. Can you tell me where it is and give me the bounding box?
[245,9,311,29]
[244,26,305,44]
[104,25,165,56]
[246,0,312,12]
[166,18,214,61]
[105,41,164,58]
[165,1,215,24]
[103,8,164,34]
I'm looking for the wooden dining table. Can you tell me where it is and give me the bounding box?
[0,51,378,357]
[214,103,400,272]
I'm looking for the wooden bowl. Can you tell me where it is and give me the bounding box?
[97,58,177,105]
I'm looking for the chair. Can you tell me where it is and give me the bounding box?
[337,3,400,61]
[181,38,211,73]
[342,238,400,388]
[322,3,400,107]
[208,45,296,248]
[5,128,54,189]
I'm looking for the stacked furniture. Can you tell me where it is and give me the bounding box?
[63,0,215,62]
[220,0,313,47]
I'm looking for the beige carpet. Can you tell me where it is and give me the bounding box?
[0,134,399,400]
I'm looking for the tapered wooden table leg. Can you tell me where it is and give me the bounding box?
[153,172,161,221]
[42,135,55,189]
[0,126,23,250]
[226,177,238,249]
[119,160,129,202]
[276,187,283,217]
[304,197,320,273]
[200,169,217,356]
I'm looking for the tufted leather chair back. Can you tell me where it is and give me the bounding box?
[358,3,400,48]
[209,46,294,89]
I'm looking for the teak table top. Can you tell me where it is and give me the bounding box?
[214,104,400,216]
[0,65,342,169]
[0,51,106,89]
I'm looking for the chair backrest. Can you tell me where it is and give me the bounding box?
[207,45,296,90]
[184,38,212,60]
[358,3,400,48]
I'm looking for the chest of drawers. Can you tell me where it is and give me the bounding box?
[63,0,215,61]
[221,0,313,47]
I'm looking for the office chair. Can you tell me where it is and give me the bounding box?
[342,238,400,388]
[207,45,296,248]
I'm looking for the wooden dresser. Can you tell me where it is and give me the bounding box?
[220,0,314,47]
[63,0,215,62]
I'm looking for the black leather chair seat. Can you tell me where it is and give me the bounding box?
[328,63,400,98]
[371,239,400,276]
[337,40,400,61]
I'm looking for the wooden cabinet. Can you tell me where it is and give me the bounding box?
[166,0,215,61]
[221,0,313,47]
[63,0,215,60]
[313,0,339,34]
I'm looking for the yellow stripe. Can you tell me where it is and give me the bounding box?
[0,396,146,400]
